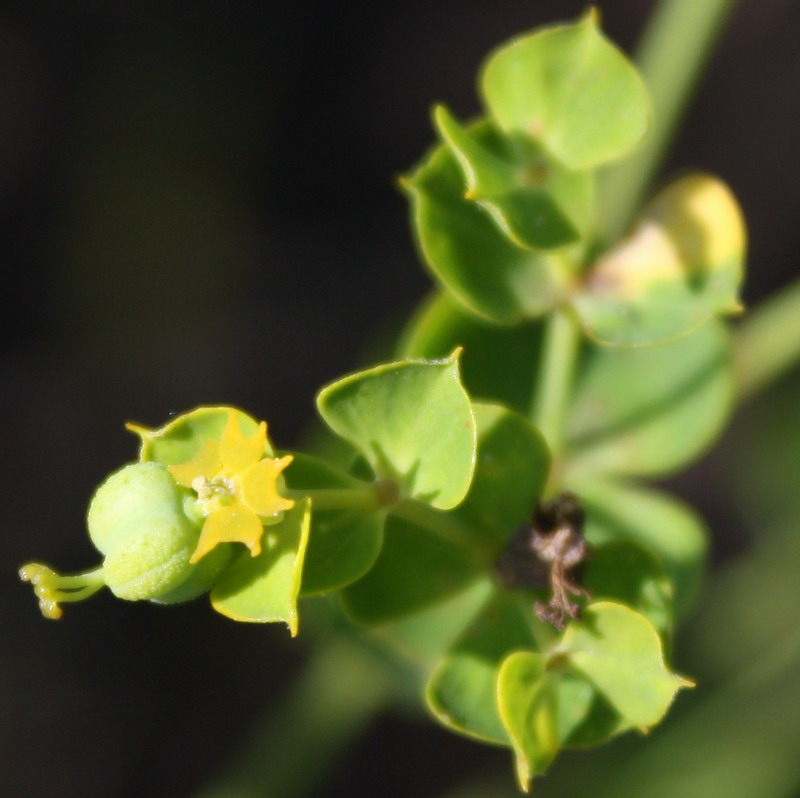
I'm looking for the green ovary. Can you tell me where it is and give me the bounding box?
[152,544,232,604]
[88,461,213,601]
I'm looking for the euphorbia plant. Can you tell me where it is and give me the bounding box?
[21,8,762,792]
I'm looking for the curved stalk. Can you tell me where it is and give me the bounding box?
[733,278,800,403]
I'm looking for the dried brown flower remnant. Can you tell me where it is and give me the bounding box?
[495,492,591,630]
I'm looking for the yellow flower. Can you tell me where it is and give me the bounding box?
[168,410,294,563]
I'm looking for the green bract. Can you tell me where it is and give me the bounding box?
[210,499,311,634]
[577,480,708,619]
[498,652,559,790]
[556,602,692,728]
[574,174,746,345]
[403,126,571,324]
[340,402,549,625]
[132,406,268,463]
[404,13,654,329]
[316,351,476,510]
[480,10,651,170]
[433,105,585,251]
[566,318,734,478]
[288,453,385,597]
[427,591,538,745]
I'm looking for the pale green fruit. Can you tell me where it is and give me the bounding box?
[87,462,224,601]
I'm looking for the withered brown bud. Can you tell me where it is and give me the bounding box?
[495,492,591,630]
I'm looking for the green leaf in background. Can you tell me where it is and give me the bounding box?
[455,403,550,551]
[399,291,543,417]
[426,591,539,744]
[497,651,559,791]
[316,352,476,510]
[373,578,494,669]
[433,105,580,251]
[210,499,311,634]
[403,123,568,324]
[339,512,481,626]
[481,11,650,169]
[583,540,672,640]
[283,453,385,597]
[566,319,733,478]
[574,174,746,345]
[557,602,692,729]
[575,480,708,620]
[129,406,269,465]
[302,512,384,597]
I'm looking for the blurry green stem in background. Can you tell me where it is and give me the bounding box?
[599,0,738,243]
[195,1,740,796]
[197,640,391,798]
[733,278,800,402]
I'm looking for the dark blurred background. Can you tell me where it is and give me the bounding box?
[3,2,800,796]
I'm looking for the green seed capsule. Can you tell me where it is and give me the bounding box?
[153,543,232,604]
[87,461,184,554]
[87,462,224,601]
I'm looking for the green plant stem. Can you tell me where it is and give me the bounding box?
[733,278,800,402]
[286,486,382,512]
[600,0,739,243]
[197,640,391,798]
[532,307,581,459]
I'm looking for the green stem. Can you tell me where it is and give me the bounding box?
[285,486,382,513]
[733,278,800,403]
[599,0,739,243]
[532,307,581,459]
[196,640,391,798]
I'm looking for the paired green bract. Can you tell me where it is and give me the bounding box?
[404,12,745,346]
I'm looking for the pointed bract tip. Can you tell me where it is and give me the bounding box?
[125,422,152,438]
[583,6,601,27]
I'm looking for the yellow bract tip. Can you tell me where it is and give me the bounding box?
[125,422,152,438]
[221,412,268,473]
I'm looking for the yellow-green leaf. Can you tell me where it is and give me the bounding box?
[481,11,650,169]
[575,174,746,345]
[557,602,692,729]
[497,651,559,792]
[210,499,311,634]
